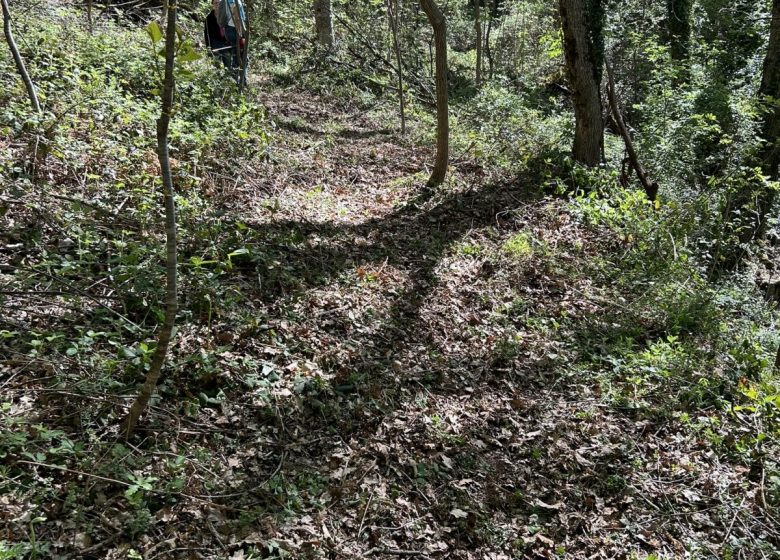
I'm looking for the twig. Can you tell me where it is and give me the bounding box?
[80,533,120,555]
[721,496,746,546]
[357,491,373,538]
[364,549,430,558]
[207,451,286,500]
[26,268,142,333]
[759,467,780,529]
[0,290,120,299]
[15,460,245,509]
[17,460,132,487]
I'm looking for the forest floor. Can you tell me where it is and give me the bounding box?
[2,76,779,560]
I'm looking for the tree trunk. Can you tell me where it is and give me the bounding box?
[1,0,41,114]
[606,62,658,201]
[420,0,448,186]
[485,0,498,80]
[387,0,406,134]
[264,0,275,39]
[474,0,482,88]
[86,0,93,33]
[122,0,179,437]
[666,0,692,61]
[754,0,780,237]
[775,342,780,373]
[314,0,334,49]
[558,0,603,166]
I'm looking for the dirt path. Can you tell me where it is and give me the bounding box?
[166,88,759,559]
[3,82,768,559]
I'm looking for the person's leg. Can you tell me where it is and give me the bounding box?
[214,40,231,68]
[209,40,229,68]
[224,26,239,70]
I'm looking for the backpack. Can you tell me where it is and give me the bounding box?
[216,0,247,37]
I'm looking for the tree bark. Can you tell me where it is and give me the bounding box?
[387,0,406,134]
[484,0,498,80]
[775,342,780,373]
[606,62,658,201]
[122,0,179,437]
[314,0,334,49]
[754,0,780,237]
[264,0,275,39]
[419,0,448,186]
[2,0,42,114]
[474,0,482,88]
[666,0,692,61]
[559,0,603,166]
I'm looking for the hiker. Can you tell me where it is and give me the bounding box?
[204,0,230,67]
[216,0,248,84]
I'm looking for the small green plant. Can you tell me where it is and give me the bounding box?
[458,242,482,256]
[0,541,29,560]
[124,474,157,506]
[502,232,534,259]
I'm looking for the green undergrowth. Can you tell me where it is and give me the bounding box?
[563,178,779,466]
[1,6,272,403]
[1,2,780,558]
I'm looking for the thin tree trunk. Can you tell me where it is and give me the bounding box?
[122,0,178,437]
[475,0,482,88]
[419,0,448,186]
[87,0,93,33]
[606,62,658,201]
[775,343,780,372]
[314,0,334,49]
[485,0,497,80]
[264,0,275,39]
[387,0,406,134]
[559,0,602,166]
[713,0,780,276]
[1,0,42,114]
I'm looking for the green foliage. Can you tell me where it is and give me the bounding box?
[502,232,534,259]
[1,0,779,557]
[456,85,568,173]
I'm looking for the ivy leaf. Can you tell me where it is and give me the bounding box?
[146,21,163,43]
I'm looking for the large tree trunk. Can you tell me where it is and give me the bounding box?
[314,0,334,49]
[755,0,780,230]
[559,0,603,166]
[122,0,179,437]
[420,0,448,186]
[666,0,692,61]
[2,0,41,114]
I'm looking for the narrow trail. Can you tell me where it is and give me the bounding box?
[0,79,767,558]
[225,86,431,224]
[169,87,758,559]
